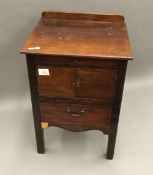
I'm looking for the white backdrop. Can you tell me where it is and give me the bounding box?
[0,1,153,175]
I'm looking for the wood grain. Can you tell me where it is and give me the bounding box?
[20,11,133,60]
[76,68,116,99]
[40,101,111,132]
[37,66,117,100]
[42,11,125,22]
[37,66,75,98]
[34,55,118,70]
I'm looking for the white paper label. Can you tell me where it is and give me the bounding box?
[35,47,40,50]
[28,47,35,50]
[28,47,40,50]
[38,69,50,75]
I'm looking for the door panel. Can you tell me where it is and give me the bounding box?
[37,66,75,97]
[76,69,116,99]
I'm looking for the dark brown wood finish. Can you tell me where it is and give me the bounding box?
[37,66,75,98]
[39,96,114,106]
[21,11,133,159]
[106,61,127,159]
[21,11,133,60]
[36,65,117,100]
[76,68,116,99]
[42,11,125,22]
[34,55,118,70]
[26,55,45,153]
[40,101,111,133]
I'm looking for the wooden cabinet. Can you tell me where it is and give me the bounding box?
[21,11,133,159]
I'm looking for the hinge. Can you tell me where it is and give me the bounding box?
[41,122,48,129]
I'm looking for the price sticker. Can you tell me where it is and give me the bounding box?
[38,69,50,75]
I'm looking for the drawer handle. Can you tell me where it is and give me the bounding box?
[66,107,85,117]
[70,113,81,117]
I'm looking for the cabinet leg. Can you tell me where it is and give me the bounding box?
[106,62,127,159]
[35,126,45,154]
[26,56,45,153]
[106,127,117,160]
[32,103,45,154]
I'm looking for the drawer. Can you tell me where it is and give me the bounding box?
[34,56,117,70]
[37,67,75,97]
[76,68,117,99]
[40,101,112,131]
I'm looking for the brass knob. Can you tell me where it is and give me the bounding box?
[72,81,80,88]
[76,81,80,88]
[80,109,85,113]
[72,82,76,87]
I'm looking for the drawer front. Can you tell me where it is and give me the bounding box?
[37,67,75,97]
[35,56,117,70]
[76,69,116,99]
[40,101,111,131]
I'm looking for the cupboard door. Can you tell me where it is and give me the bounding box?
[37,66,75,98]
[76,69,117,99]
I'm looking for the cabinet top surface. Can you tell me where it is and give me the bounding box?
[20,11,133,60]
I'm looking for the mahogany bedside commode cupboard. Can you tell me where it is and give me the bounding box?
[20,11,133,159]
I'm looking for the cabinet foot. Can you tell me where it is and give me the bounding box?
[106,128,118,160]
